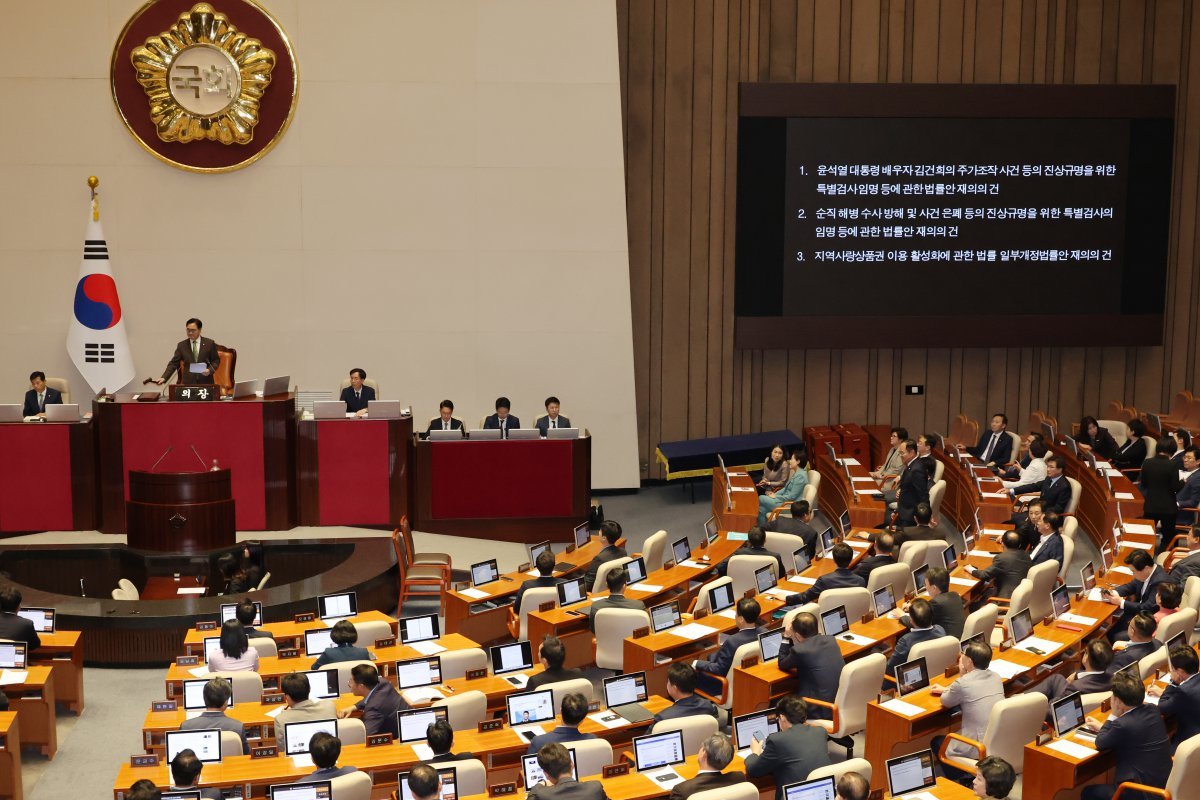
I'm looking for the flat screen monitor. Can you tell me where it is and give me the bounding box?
[1080,561,1097,591]
[886,749,937,797]
[1041,421,1057,442]
[399,614,441,644]
[397,706,449,744]
[219,602,261,627]
[942,545,958,571]
[649,601,681,634]
[838,511,852,536]
[201,637,221,664]
[603,672,649,708]
[317,592,357,621]
[161,792,202,800]
[1009,607,1034,644]
[398,766,457,800]
[303,628,335,657]
[470,560,500,587]
[1051,585,1071,619]
[792,547,811,575]
[895,656,930,697]
[782,776,837,800]
[395,656,441,689]
[303,670,339,700]
[709,582,735,614]
[1115,660,1140,682]
[821,527,837,554]
[671,536,691,566]
[820,605,850,636]
[268,782,332,800]
[1062,434,1079,458]
[732,710,779,751]
[750,566,775,596]
[872,586,896,617]
[1166,632,1187,669]
[506,689,556,728]
[282,719,337,755]
[758,629,784,661]
[165,728,223,763]
[490,641,533,676]
[625,556,647,585]
[912,565,930,594]
[963,526,977,549]
[574,523,591,548]
[16,607,55,633]
[556,578,587,607]
[182,677,235,711]
[704,516,720,543]
[522,751,576,789]
[527,540,552,566]
[632,729,686,771]
[1051,692,1086,738]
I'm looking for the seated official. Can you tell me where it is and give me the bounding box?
[668,734,744,800]
[527,742,609,800]
[717,525,786,578]
[527,692,595,755]
[853,531,897,580]
[1028,511,1066,568]
[583,520,627,590]
[1081,672,1172,800]
[1148,644,1200,747]
[294,731,357,781]
[871,427,908,485]
[1169,523,1200,582]
[835,772,870,800]
[1111,419,1149,472]
[653,662,718,722]
[407,764,445,800]
[233,598,273,641]
[427,399,464,434]
[515,550,560,612]
[777,611,844,720]
[890,440,930,527]
[339,368,375,415]
[784,543,865,606]
[535,396,571,436]
[584,567,645,632]
[756,444,792,494]
[1171,429,1192,469]
[969,531,1032,598]
[1177,447,1200,526]
[1010,454,1071,515]
[886,598,945,678]
[0,588,39,651]
[277,671,338,726]
[695,598,761,696]
[973,756,1017,800]
[998,431,1043,481]
[894,502,941,550]
[1076,416,1119,461]
[758,450,809,526]
[1100,549,1177,638]
[766,499,819,557]
[178,677,248,754]
[127,779,161,800]
[1032,640,1114,711]
[930,641,1004,783]
[427,718,475,762]
[153,317,219,386]
[1107,614,1162,672]
[217,552,253,595]
[206,620,259,673]
[1012,498,1045,550]
[340,663,407,738]
[745,695,831,800]
[311,619,372,669]
[1153,581,1182,625]
[526,635,586,692]
[21,371,61,418]
[169,749,221,800]
[968,413,1013,467]
[899,566,964,640]
[483,396,521,438]
[1001,439,1047,489]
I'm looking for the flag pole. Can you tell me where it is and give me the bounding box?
[88,175,99,221]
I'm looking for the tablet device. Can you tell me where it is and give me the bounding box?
[16,607,55,633]
[268,782,332,800]
[470,559,500,587]
[872,586,896,617]
[895,656,930,697]
[219,601,261,626]
[758,629,785,661]
[506,689,555,734]
[281,719,337,755]
[574,522,592,548]
[912,564,930,594]
[1051,691,1086,738]
[490,641,533,677]
[649,601,681,634]
[820,604,850,636]
[303,628,335,657]
[399,766,457,800]
[303,670,339,700]
[670,536,692,566]
[317,592,357,621]
[754,564,777,594]
[624,556,648,585]
[399,614,441,644]
[397,706,449,743]
[732,710,779,753]
[262,375,290,396]
[395,656,441,689]
[782,776,837,800]
[522,751,576,788]
[632,729,686,771]
[885,749,937,797]
[165,728,222,763]
[313,400,345,419]
[603,671,653,723]
[556,577,588,607]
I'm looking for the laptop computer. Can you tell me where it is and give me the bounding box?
[508,428,540,440]
[574,522,592,549]
[912,564,930,594]
[317,591,357,621]
[0,405,21,423]
[755,564,778,594]
[232,379,257,398]
[792,547,811,575]
[732,710,779,755]
[44,404,78,422]
[506,689,556,736]
[490,641,533,680]
[1009,607,1035,648]
[1051,692,1094,740]
[201,637,221,664]
[546,427,579,440]
[603,671,654,723]
[1050,584,1071,619]
[895,656,930,697]
[313,400,346,419]
[942,545,958,571]
[219,601,261,626]
[885,749,937,799]
[527,540,552,566]
[556,577,588,607]
[522,751,577,789]
[471,559,500,587]
[873,586,897,617]
[1062,434,1079,458]
[16,607,55,633]
[397,706,449,743]
[782,776,837,800]
[282,718,338,755]
[632,729,686,772]
[758,629,784,661]
[703,516,720,543]
[708,581,735,615]
[624,556,648,585]
[302,670,339,700]
[838,511,852,537]
[470,428,500,440]
[303,628,334,657]
[821,605,851,637]
[165,728,223,763]
[367,400,401,419]
[670,536,692,567]
[399,613,441,644]
[395,657,442,690]
[262,375,290,396]
[1080,561,1097,591]
[429,429,464,441]
[649,601,681,634]
[269,781,332,800]
[400,765,458,800]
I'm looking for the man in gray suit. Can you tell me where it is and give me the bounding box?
[777,612,844,720]
[583,521,627,591]
[276,671,338,728]
[969,531,1032,599]
[153,317,220,386]
[745,695,831,800]
[585,567,645,632]
[931,640,1004,783]
[178,677,248,754]
[527,742,609,800]
[669,734,745,800]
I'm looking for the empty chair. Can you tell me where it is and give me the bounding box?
[335,717,366,745]
[453,760,488,797]
[247,637,277,659]
[694,640,758,710]
[508,586,558,641]
[432,689,488,730]
[219,730,243,757]
[540,677,594,707]
[727,554,778,598]
[118,578,140,600]
[439,647,487,680]
[908,635,961,676]
[805,653,886,758]
[867,562,913,600]
[650,714,718,756]
[111,587,136,600]
[960,604,999,643]
[329,771,373,800]
[807,757,873,785]
[641,530,668,572]
[212,671,263,704]
[1024,560,1060,620]
[399,516,453,573]
[928,480,947,520]
[564,738,614,777]
[817,587,872,622]
[255,571,271,591]
[688,785,759,800]
[936,694,1049,791]
[592,557,633,594]
[690,576,734,615]
[1064,477,1082,515]
[594,608,650,670]
[352,620,392,648]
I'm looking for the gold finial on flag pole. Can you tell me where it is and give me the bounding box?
[87,176,99,221]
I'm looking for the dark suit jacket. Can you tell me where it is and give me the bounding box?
[1093,703,1172,790]
[1141,456,1183,515]
[429,751,476,763]
[515,575,559,612]
[895,459,931,526]
[527,778,609,800]
[311,644,372,669]
[787,568,866,606]
[1030,533,1065,569]
[1169,551,1200,583]
[766,517,819,557]
[854,553,897,581]
[971,429,1013,464]
[720,545,786,579]
[697,626,760,676]
[527,666,587,692]
[652,693,718,723]
[535,415,572,435]
[0,613,39,651]
[1156,672,1200,744]
[1078,427,1119,460]
[527,725,595,755]
[426,417,464,434]
[972,549,1032,598]
[1066,670,1113,695]
[886,625,947,675]
[745,724,832,800]
[243,625,274,641]
[163,336,220,384]
[583,544,628,590]
[777,635,844,717]
[1178,471,1200,525]
[355,680,407,738]
[928,591,966,640]
[1114,566,1177,617]
[171,785,222,799]
[339,385,375,413]
[1108,639,1162,674]
[894,525,942,551]
[293,766,357,783]
[1011,476,1071,514]
[668,771,745,800]
[179,710,249,753]
[585,594,645,632]
[483,413,522,438]
[1113,436,1149,471]
[21,387,61,417]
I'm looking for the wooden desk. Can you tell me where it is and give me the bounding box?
[456,756,751,800]
[34,630,84,714]
[0,713,21,800]
[183,610,398,655]
[815,452,885,530]
[1022,729,1113,800]
[141,693,362,753]
[0,420,94,534]
[6,667,55,759]
[938,450,1016,527]
[296,416,412,527]
[713,469,758,532]
[885,776,979,799]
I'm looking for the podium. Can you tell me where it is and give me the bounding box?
[125,468,235,553]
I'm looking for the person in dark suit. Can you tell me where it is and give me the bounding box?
[1112,419,1150,472]
[339,368,375,415]
[483,397,521,438]
[1011,498,1045,550]
[234,598,272,641]
[126,780,162,800]
[1149,644,1200,747]
[515,550,560,612]
[585,567,645,632]
[1141,438,1184,546]
[969,531,1032,599]
[178,677,248,754]
[894,503,942,550]
[407,764,448,800]
[766,500,819,558]
[0,589,38,651]
[695,598,761,696]
[169,749,223,799]
[1028,512,1066,569]
[1177,447,1200,526]
[745,695,832,800]
[972,756,1016,800]
[311,619,372,669]
[527,635,586,692]
[653,662,718,722]
[1169,524,1200,583]
[777,611,844,720]
[784,543,865,606]
[535,396,571,436]
[1170,430,1192,468]
[669,733,744,800]
[892,440,930,528]
[1107,614,1162,673]
[1102,550,1178,639]
[853,531,897,581]
[583,521,627,591]
[340,663,406,738]
[21,371,62,418]
[1077,416,1119,461]
[886,598,946,678]
[527,692,595,755]
[999,432,1044,481]
[1081,672,1172,800]
[717,526,786,578]
[904,567,964,640]
[1011,453,1071,515]
[1032,639,1114,711]
[968,413,1013,467]
[526,742,609,800]
[426,399,464,435]
[292,732,357,782]
[153,318,220,386]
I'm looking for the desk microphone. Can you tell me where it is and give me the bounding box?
[189,445,207,471]
[150,446,173,472]
[79,578,86,597]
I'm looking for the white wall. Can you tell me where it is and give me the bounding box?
[0,0,640,488]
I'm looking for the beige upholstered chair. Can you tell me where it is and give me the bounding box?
[930,457,946,485]
[928,480,947,521]
[1062,515,1079,542]
[937,694,1048,784]
[1065,477,1082,515]
[803,470,821,515]
[453,760,488,797]
[640,530,668,572]
[118,578,140,599]
[564,739,614,777]
[650,714,718,756]
[817,587,872,622]
[1005,431,1022,465]
[961,604,999,643]
[219,730,243,757]
[805,652,886,756]
[1025,560,1061,620]
[867,562,913,599]
[335,717,366,745]
[908,635,960,677]
[594,608,649,670]
[764,532,807,564]
[44,377,71,403]
[592,556,633,594]
[1139,646,1170,677]
[329,771,373,800]
[690,576,734,615]
[688,785,758,800]
[727,554,778,598]
[1058,538,1075,584]
[541,677,594,707]
[212,671,263,704]
[247,637,277,659]
[351,620,392,648]
[439,647,487,680]
[1097,420,1127,447]
[510,587,558,641]
[432,689,488,730]
[808,757,873,785]
[332,660,374,694]
[1111,731,1200,799]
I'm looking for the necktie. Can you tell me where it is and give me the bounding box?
[443,420,449,430]
[982,433,998,462]
[38,393,44,411]
[551,419,556,429]
[355,391,360,400]
[191,340,199,361]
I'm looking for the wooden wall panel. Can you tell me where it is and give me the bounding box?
[617,0,1200,479]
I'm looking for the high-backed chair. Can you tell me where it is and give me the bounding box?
[961,604,999,643]
[509,587,558,641]
[807,758,874,785]
[817,587,872,622]
[432,689,488,730]
[256,571,271,590]
[439,647,487,680]
[541,677,594,707]
[392,528,447,614]
[1025,560,1060,620]
[1138,646,1169,679]
[44,377,71,403]
[1110,731,1200,799]
[337,377,380,399]
[118,578,140,600]
[694,640,758,710]
[1064,477,1082,515]
[804,469,821,515]
[640,530,668,572]
[1097,420,1128,447]
[111,587,137,600]
[764,532,806,565]
[1061,515,1079,542]
[329,771,373,800]
[248,637,277,659]
[690,576,734,615]
[592,557,633,594]
[178,347,237,396]
[1058,537,1075,584]
[400,517,453,573]
[992,579,1034,647]
[212,671,263,704]
[688,785,759,800]
[332,660,375,694]
[805,653,886,758]
[908,635,960,676]
[1005,431,1021,464]
[1183,575,1200,616]
[929,457,945,485]
[219,730,244,757]
[594,608,650,670]
[335,717,366,745]
[564,739,614,778]
[936,694,1049,792]
[867,562,913,599]
[1156,609,1198,645]
[650,714,718,756]
[352,620,392,648]
[453,760,488,797]
[929,480,947,520]
[727,554,778,598]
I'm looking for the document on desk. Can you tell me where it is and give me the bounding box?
[1122,541,1153,551]
[982,528,1008,538]
[968,550,995,559]
[854,489,882,496]
[981,491,1009,499]
[880,698,925,717]
[1115,491,1135,500]
[847,540,869,550]
[0,670,28,686]
[726,532,748,541]
[642,766,685,790]
[176,587,206,595]
[949,577,977,587]
[291,754,315,769]
[411,744,435,761]
[670,622,718,641]
[1045,738,1096,760]
[587,710,627,729]
[838,457,862,466]
[715,608,737,619]
[731,487,755,492]
[1125,523,1156,536]
[850,476,875,483]
[408,640,446,656]
[781,577,815,587]
[458,587,490,600]
[988,660,1028,680]
[837,632,876,646]
[1058,612,1099,626]
[401,686,444,703]
[677,560,706,569]
[1087,588,1108,602]
[1110,565,1134,575]
[629,583,663,593]
[188,666,210,678]
[264,704,285,719]
[1015,636,1061,655]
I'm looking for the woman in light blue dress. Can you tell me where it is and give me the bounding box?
[758,449,809,525]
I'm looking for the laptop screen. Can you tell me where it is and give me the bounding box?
[395,657,441,689]
[942,545,958,571]
[792,548,811,575]
[821,527,837,554]
[755,565,777,594]
[165,729,223,763]
[1080,562,1096,591]
[282,719,337,755]
[507,689,556,726]
[709,582,735,614]
[556,578,587,607]
[1115,660,1140,682]
[604,672,648,707]
[895,657,930,697]
[201,637,221,664]
[16,607,55,633]
[522,751,577,788]
[470,560,500,587]
[574,523,591,548]
[400,614,441,644]
[758,629,784,661]
[303,670,339,700]
[1009,608,1034,644]
[783,776,837,800]
[912,565,930,594]
[732,710,779,751]
[963,526,977,549]
[704,516,719,543]
[317,592,356,620]
[839,511,852,535]
[161,792,202,800]
[182,678,235,711]
[219,602,261,627]
[269,782,332,800]
[1051,585,1071,619]
[399,766,457,800]
[821,605,850,636]
[490,641,533,675]
[633,729,686,771]
[873,586,896,617]
[886,749,937,796]
[650,602,681,633]
[527,541,552,565]
[304,628,335,657]
[625,557,647,585]
[1052,692,1085,738]
[671,537,691,566]
[0,642,26,669]
[397,706,448,743]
